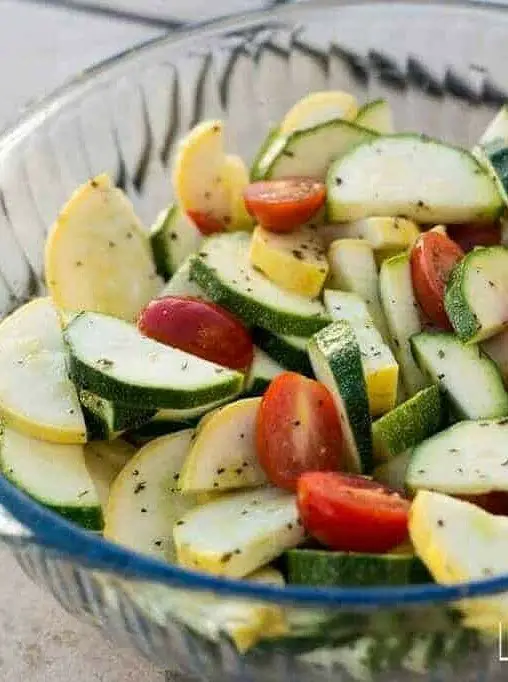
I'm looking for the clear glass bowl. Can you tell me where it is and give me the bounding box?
[0,1,508,680]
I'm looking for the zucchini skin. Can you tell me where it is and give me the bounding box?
[309,321,373,473]
[444,255,481,342]
[253,328,313,377]
[2,467,103,531]
[190,255,330,337]
[68,351,243,411]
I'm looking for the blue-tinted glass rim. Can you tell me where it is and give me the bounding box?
[1,0,508,608]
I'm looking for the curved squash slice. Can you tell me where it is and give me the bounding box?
[174,487,304,577]
[45,174,160,322]
[104,430,197,561]
[179,397,267,493]
[0,298,86,443]
[280,91,358,134]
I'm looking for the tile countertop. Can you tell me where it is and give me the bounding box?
[0,3,164,679]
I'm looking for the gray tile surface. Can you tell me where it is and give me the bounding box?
[0,548,164,680]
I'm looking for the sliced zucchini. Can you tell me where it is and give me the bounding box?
[445,246,508,343]
[308,321,373,473]
[158,257,208,300]
[479,105,508,147]
[0,298,86,444]
[0,425,102,530]
[379,253,427,397]
[409,490,508,630]
[372,385,445,463]
[179,398,267,493]
[173,487,304,577]
[407,419,508,495]
[482,327,508,384]
[327,135,503,223]
[104,430,197,561]
[253,328,312,377]
[257,119,375,181]
[123,419,194,446]
[150,204,202,280]
[355,99,394,134]
[373,451,411,493]
[45,174,161,322]
[84,439,135,509]
[476,105,508,203]
[250,128,286,182]
[411,331,508,420]
[324,290,398,417]
[280,91,358,134]
[328,239,390,343]
[190,232,330,336]
[245,348,284,396]
[79,389,155,440]
[249,225,328,298]
[287,549,429,587]
[65,312,244,410]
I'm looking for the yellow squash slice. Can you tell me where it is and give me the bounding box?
[249,225,328,298]
[174,487,304,577]
[179,397,267,493]
[410,490,508,632]
[0,298,86,443]
[280,91,358,134]
[45,174,160,322]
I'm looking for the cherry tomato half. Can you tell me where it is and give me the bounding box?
[297,472,410,553]
[186,210,226,236]
[243,178,326,233]
[256,372,343,491]
[447,222,501,253]
[410,231,464,330]
[138,296,253,370]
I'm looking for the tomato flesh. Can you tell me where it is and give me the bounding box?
[243,178,326,233]
[256,372,344,491]
[186,210,226,236]
[138,296,253,370]
[410,232,464,330]
[447,222,501,253]
[297,472,410,553]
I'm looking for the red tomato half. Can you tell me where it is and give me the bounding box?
[256,372,343,491]
[297,472,410,553]
[447,222,501,253]
[243,178,326,233]
[186,210,226,236]
[410,232,464,330]
[138,296,253,370]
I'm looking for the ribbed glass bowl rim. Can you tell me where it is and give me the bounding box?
[1,0,508,608]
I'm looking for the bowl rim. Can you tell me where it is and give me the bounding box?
[1,0,508,608]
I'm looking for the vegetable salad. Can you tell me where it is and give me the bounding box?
[3,90,508,649]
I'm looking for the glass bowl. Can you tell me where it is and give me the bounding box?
[0,1,508,680]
